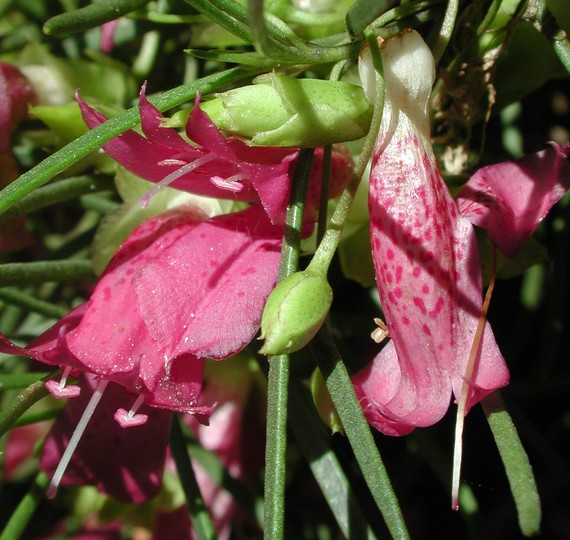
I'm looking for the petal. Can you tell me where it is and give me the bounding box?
[457,142,570,257]
[134,206,282,360]
[63,210,207,412]
[40,374,171,504]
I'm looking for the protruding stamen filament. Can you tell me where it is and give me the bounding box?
[140,153,218,207]
[451,247,498,510]
[210,172,248,192]
[113,394,148,428]
[47,379,110,499]
[45,366,81,399]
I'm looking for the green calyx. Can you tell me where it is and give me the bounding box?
[199,73,373,147]
[259,270,333,355]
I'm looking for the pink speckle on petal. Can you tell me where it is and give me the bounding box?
[413,297,427,315]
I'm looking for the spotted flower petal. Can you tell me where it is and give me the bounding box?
[352,29,509,436]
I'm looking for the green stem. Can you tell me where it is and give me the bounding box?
[0,67,260,216]
[0,260,94,287]
[0,472,50,540]
[0,376,51,439]
[482,392,542,537]
[169,414,216,540]
[312,325,409,540]
[308,32,384,275]
[264,148,314,540]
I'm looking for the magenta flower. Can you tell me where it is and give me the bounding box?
[78,86,351,224]
[1,76,352,502]
[352,30,569,438]
[0,203,284,499]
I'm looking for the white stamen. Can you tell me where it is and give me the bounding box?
[47,379,109,499]
[140,153,218,208]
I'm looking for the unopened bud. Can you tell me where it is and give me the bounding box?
[199,73,373,147]
[259,271,332,355]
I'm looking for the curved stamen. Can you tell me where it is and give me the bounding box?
[47,379,109,499]
[140,152,218,208]
[45,366,81,399]
[114,394,149,428]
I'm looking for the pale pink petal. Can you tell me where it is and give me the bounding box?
[40,374,171,504]
[457,142,570,257]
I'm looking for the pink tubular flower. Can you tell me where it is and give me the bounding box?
[457,142,570,257]
[352,28,568,440]
[353,30,569,438]
[78,86,351,224]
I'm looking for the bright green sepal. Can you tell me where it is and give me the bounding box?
[199,73,373,147]
[259,270,333,355]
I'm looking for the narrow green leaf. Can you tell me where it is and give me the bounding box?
[43,0,151,35]
[0,376,51,439]
[312,326,409,540]
[289,383,377,539]
[482,392,542,537]
[185,48,276,67]
[346,0,397,37]
[0,373,51,391]
[0,176,113,224]
[169,415,216,540]
[0,289,69,319]
[264,148,314,540]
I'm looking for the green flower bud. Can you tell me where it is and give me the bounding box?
[199,73,373,147]
[259,270,332,355]
[310,369,344,435]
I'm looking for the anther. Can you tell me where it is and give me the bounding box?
[45,366,81,399]
[210,172,248,192]
[114,394,148,427]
